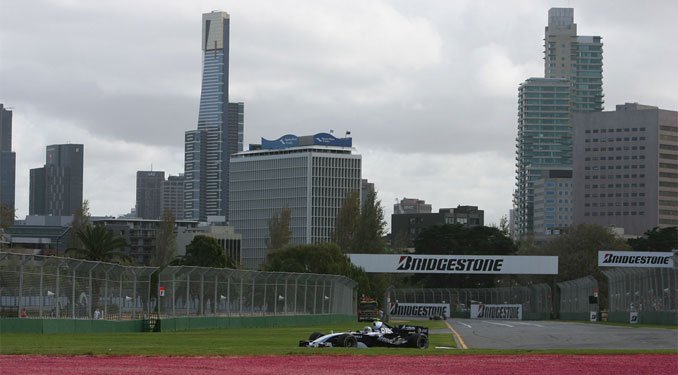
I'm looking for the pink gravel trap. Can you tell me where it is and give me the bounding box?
[2,354,677,375]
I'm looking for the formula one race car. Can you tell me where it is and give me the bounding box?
[298,321,429,349]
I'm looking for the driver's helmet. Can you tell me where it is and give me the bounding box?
[373,321,383,330]
[364,326,372,333]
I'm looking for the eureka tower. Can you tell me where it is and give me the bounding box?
[184,11,244,221]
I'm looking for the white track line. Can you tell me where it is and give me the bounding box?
[481,320,514,327]
[516,322,544,328]
[456,321,472,329]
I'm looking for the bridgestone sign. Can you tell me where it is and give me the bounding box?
[389,303,450,318]
[470,304,523,320]
[349,254,558,274]
[598,251,674,268]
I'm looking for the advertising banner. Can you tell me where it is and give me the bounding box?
[388,303,450,318]
[598,251,674,268]
[470,304,522,320]
[349,254,558,274]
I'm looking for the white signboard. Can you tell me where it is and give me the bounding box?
[389,303,450,318]
[598,251,674,268]
[349,254,558,274]
[629,311,639,324]
[470,304,522,320]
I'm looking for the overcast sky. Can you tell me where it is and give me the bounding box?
[1,0,676,229]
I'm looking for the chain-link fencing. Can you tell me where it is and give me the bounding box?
[556,275,599,319]
[0,252,358,320]
[604,266,677,313]
[388,284,552,318]
[0,252,155,320]
[157,266,356,317]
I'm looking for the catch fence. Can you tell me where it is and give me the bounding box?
[604,266,677,313]
[557,275,599,318]
[0,252,357,320]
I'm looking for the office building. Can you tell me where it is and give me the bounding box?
[184,11,244,222]
[161,174,185,220]
[29,144,84,216]
[0,104,15,215]
[532,170,573,241]
[93,218,199,265]
[229,133,360,269]
[176,223,242,265]
[572,103,678,235]
[360,179,374,208]
[513,8,603,238]
[391,205,484,248]
[136,171,165,220]
[394,198,432,214]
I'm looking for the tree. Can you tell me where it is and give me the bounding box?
[538,224,630,283]
[178,235,234,268]
[410,224,516,288]
[628,227,678,252]
[355,190,386,253]
[0,203,16,249]
[151,209,177,267]
[334,190,360,253]
[518,224,630,311]
[66,225,129,263]
[263,243,373,296]
[268,207,292,250]
[69,200,91,250]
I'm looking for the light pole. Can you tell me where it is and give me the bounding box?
[55,226,72,257]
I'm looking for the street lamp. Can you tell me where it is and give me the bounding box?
[55,226,72,257]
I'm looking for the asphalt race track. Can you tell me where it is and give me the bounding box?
[448,319,678,350]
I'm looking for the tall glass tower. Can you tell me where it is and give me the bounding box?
[0,104,15,216]
[513,8,603,238]
[184,11,243,221]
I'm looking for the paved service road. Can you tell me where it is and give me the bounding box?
[449,319,678,350]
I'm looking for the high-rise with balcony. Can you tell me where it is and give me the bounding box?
[513,8,603,238]
[184,11,244,222]
[0,104,15,216]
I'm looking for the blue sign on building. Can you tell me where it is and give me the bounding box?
[261,133,352,150]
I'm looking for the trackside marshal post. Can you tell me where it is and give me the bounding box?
[349,254,558,274]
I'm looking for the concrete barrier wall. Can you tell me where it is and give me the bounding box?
[158,314,355,332]
[1,318,145,334]
[607,311,678,325]
[0,314,355,334]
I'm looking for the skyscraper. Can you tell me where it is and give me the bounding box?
[184,11,244,222]
[513,8,603,238]
[29,144,84,216]
[0,104,15,215]
[161,174,185,220]
[136,171,165,220]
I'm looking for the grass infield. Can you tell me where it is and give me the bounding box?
[0,320,674,356]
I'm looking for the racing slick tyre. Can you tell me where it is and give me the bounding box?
[309,332,324,341]
[409,333,429,349]
[336,334,358,348]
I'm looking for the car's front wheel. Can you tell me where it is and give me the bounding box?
[336,334,357,347]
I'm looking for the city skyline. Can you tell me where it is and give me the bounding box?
[1,1,676,228]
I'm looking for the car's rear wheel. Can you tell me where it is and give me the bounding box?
[309,332,324,341]
[336,334,357,348]
[410,333,428,349]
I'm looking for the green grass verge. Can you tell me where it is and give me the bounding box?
[1,319,674,356]
[0,320,456,356]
